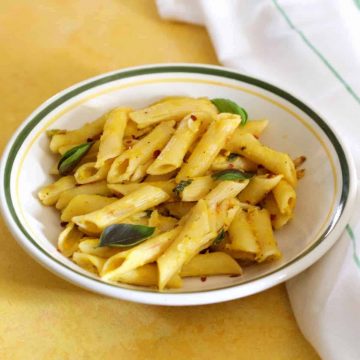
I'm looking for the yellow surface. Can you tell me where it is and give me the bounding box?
[0,1,319,359]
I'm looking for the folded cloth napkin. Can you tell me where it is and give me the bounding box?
[157,1,360,358]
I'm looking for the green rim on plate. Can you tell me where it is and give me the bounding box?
[2,65,350,293]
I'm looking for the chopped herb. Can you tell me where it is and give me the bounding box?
[173,179,193,197]
[212,169,254,181]
[211,98,248,125]
[227,153,240,161]
[99,224,155,248]
[212,229,225,246]
[57,142,94,175]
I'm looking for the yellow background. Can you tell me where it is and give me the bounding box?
[0,1,319,359]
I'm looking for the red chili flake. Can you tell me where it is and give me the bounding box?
[200,276,207,282]
[190,114,197,120]
[254,135,259,139]
[228,163,234,169]
[240,146,246,151]
[153,150,161,158]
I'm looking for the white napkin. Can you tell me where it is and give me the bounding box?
[156,1,360,358]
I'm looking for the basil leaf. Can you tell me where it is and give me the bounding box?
[46,129,67,137]
[173,179,193,197]
[212,229,225,246]
[58,142,94,175]
[212,169,254,181]
[227,153,240,162]
[211,98,248,125]
[99,224,155,248]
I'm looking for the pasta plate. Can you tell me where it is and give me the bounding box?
[0,64,357,305]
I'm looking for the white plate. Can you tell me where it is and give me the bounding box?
[0,64,357,305]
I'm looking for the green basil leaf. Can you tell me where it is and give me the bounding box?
[212,169,254,181]
[212,229,225,246]
[99,224,155,248]
[58,142,94,175]
[173,179,193,197]
[211,98,248,125]
[227,153,240,162]
[46,129,67,137]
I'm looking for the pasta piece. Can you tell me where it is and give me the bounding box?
[60,194,117,222]
[102,227,182,278]
[101,251,130,275]
[123,119,153,138]
[72,252,106,274]
[148,210,178,233]
[108,180,176,199]
[176,113,241,181]
[232,133,297,187]
[211,197,240,234]
[78,238,120,258]
[50,115,106,153]
[227,208,259,255]
[237,174,283,205]
[247,208,281,262]
[210,154,257,172]
[204,180,249,207]
[58,222,83,257]
[107,121,175,183]
[225,119,269,151]
[272,179,296,215]
[157,200,216,290]
[56,181,112,210]
[158,202,195,219]
[130,97,218,128]
[73,185,169,233]
[74,160,112,184]
[180,176,214,202]
[262,193,293,230]
[144,171,177,182]
[147,112,206,175]
[103,264,182,289]
[129,159,152,182]
[38,175,76,206]
[180,252,242,277]
[95,108,131,168]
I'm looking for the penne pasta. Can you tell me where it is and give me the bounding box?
[237,174,283,205]
[148,210,178,233]
[103,264,182,289]
[210,153,257,172]
[72,252,106,275]
[95,108,131,168]
[74,160,112,185]
[108,180,176,200]
[58,222,83,257]
[50,115,106,153]
[225,119,269,151]
[180,176,214,202]
[176,113,241,181]
[157,200,216,290]
[107,121,175,183]
[130,97,217,128]
[102,227,182,279]
[247,208,281,262]
[272,179,296,215]
[233,133,297,187]
[147,112,206,175]
[56,181,112,210]
[73,185,169,233]
[227,208,259,254]
[262,193,293,230]
[38,175,76,206]
[60,194,117,222]
[180,252,242,277]
[78,238,120,258]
